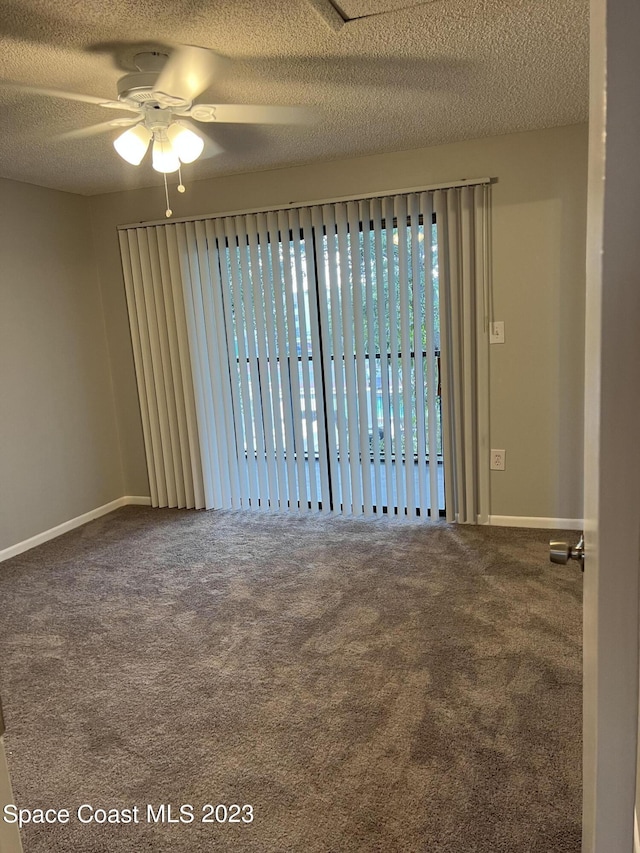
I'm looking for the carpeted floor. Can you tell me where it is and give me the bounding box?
[0,507,582,852]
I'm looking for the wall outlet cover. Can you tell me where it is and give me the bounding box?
[490,449,506,470]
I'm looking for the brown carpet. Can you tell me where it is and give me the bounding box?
[0,507,582,852]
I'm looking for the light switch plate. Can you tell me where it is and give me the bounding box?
[490,321,505,344]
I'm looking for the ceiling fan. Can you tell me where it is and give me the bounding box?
[1,45,313,214]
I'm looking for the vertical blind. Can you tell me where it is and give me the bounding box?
[119,183,490,522]
[119,226,206,509]
[436,185,490,523]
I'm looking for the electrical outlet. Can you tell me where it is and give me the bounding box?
[490,449,506,471]
[490,321,505,344]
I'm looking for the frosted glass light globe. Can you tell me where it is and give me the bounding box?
[113,125,152,165]
[152,136,180,173]
[166,122,205,164]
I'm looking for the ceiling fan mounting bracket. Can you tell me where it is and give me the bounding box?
[133,51,169,73]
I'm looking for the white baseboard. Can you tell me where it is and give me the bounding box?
[489,515,583,530]
[0,496,152,563]
[1,502,581,562]
[122,496,153,507]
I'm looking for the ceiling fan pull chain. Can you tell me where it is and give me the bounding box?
[164,173,172,218]
[178,167,186,194]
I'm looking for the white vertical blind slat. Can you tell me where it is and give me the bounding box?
[420,193,440,517]
[236,215,270,510]
[278,209,307,512]
[257,212,289,509]
[474,186,490,524]
[165,225,205,509]
[311,205,340,513]
[347,201,374,516]
[445,190,466,521]
[433,192,455,521]
[290,208,320,511]
[191,220,226,509]
[362,199,383,513]
[223,216,258,508]
[300,208,331,513]
[384,197,405,514]
[410,195,428,515]
[396,195,415,518]
[254,214,285,507]
[194,220,229,509]
[336,203,362,515]
[323,205,351,515]
[460,188,477,522]
[246,214,280,509]
[206,219,241,509]
[267,211,298,509]
[119,231,159,507]
[371,198,394,512]
[207,219,244,509]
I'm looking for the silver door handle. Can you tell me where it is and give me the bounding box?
[550,533,584,571]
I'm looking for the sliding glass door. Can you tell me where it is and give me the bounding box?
[212,195,444,516]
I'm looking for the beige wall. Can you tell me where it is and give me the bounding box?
[90,123,588,520]
[0,178,123,551]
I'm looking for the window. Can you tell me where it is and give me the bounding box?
[210,198,443,515]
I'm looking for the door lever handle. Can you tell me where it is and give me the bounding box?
[550,534,584,571]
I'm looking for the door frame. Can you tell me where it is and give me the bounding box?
[582,0,640,847]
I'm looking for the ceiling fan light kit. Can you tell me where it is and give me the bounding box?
[113,124,152,165]
[166,122,205,164]
[151,133,180,174]
[113,101,202,174]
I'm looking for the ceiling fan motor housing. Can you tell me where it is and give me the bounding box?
[116,50,193,110]
[116,72,163,105]
[116,72,192,109]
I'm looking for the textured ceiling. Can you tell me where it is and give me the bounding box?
[333,0,440,21]
[0,0,589,196]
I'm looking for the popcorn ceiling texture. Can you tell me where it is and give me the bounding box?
[334,0,440,20]
[0,0,588,195]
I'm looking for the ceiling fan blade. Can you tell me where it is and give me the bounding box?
[0,80,139,112]
[187,103,315,125]
[152,46,222,107]
[55,118,140,141]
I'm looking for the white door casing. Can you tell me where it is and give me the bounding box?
[583,0,640,848]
